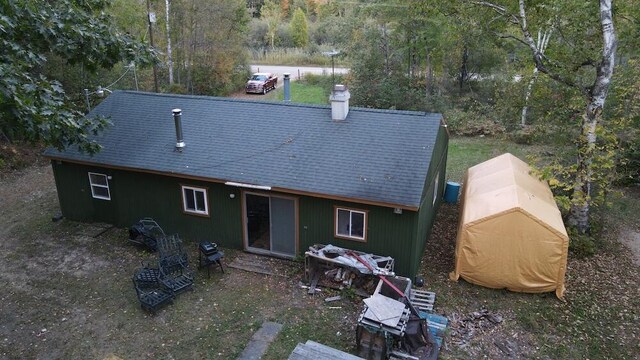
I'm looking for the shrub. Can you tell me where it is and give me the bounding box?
[510,124,556,145]
[568,229,597,258]
[301,73,344,88]
[511,126,537,145]
[444,108,506,136]
[616,135,640,186]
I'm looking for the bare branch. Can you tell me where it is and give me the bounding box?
[470,1,506,15]
[468,0,586,93]
[516,0,585,93]
[470,1,519,23]
[574,60,597,71]
[497,34,529,47]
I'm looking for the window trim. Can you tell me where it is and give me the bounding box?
[88,172,111,200]
[181,185,210,217]
[334,206,368,242]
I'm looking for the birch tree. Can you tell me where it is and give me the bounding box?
[165,0,174,85]
[521,28,551,127]
[467,0,617,234]
[261,1,282,49]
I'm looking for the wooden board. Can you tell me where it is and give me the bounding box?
[410,289,436,312]
[289,340,364,360]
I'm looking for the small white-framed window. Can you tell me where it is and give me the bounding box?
[433,171,440,206]
[88,172,111,200]
[181,185,209,216]
[335,206,367,242]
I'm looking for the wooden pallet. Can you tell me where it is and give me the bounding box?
[358,306,411,337]
[409,289,436,312]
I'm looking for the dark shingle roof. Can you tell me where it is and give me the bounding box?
[45,91,443,209]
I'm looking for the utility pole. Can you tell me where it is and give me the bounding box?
[146,0,159,92]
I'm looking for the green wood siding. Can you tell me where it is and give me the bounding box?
[52,124,447,279]
[52,161,243,249]
[410,125,449,277]
[298,197,419,277]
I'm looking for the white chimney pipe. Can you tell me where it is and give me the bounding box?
[330,84,350,121]
[173,108,185,149]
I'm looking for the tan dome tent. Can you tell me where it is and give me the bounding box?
[449,153,569,298]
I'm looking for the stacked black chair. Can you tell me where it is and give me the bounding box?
[132,233,194,314]
[132,263,174,314]
[156,235,194,295]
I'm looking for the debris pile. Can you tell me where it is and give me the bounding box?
[449,309,503,346]
[304,244,394,296]
[356,276,445,360]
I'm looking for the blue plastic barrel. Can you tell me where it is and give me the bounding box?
[444,181,461,203]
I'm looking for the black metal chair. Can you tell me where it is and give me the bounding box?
[128,218,165,251]
[132,265,174,314]
[157,235,194,294]
[157,234,188,263]
[158,254,194,294]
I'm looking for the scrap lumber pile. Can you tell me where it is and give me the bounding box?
[357,276,448,360]
[304,244,395,296]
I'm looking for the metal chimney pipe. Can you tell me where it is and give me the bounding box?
[173,108,185,149]
[283,73,291,102]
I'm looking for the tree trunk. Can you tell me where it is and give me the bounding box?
[165,0,174,85]
[146,0,159,92]
[426,45,433,96]
[521,67,538,127]
[406,28,412,77]
[187,0,196,94]
[459,45,468,93]
[521,29,550,127]
[382,24,390,76]
[567,0,617,234]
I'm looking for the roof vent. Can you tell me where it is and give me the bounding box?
[173,108,185,150]
[330,84,350,121]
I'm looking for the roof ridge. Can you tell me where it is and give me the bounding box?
[115,90,438,116]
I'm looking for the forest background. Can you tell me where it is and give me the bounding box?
[1,0,639,253]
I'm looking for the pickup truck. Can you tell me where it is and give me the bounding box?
[245,73,277,94]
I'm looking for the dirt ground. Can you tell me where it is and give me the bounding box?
[0,165,359,359]
[1,164,638,359]
[421,203,640,359]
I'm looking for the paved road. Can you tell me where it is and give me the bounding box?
[250,65,349,81]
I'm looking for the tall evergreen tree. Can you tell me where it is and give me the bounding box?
[290,8,309,47]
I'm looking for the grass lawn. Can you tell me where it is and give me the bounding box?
[0,136,637,359]
[269,81,329,105]
[425,137,639,359]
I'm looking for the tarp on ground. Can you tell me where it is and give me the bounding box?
[449,153,569,298]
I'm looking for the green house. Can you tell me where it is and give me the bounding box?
[44,89,448,278]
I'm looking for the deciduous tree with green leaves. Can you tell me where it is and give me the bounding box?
[261,0,282,49]
[0,0,156,154]
[466,0,618,234]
